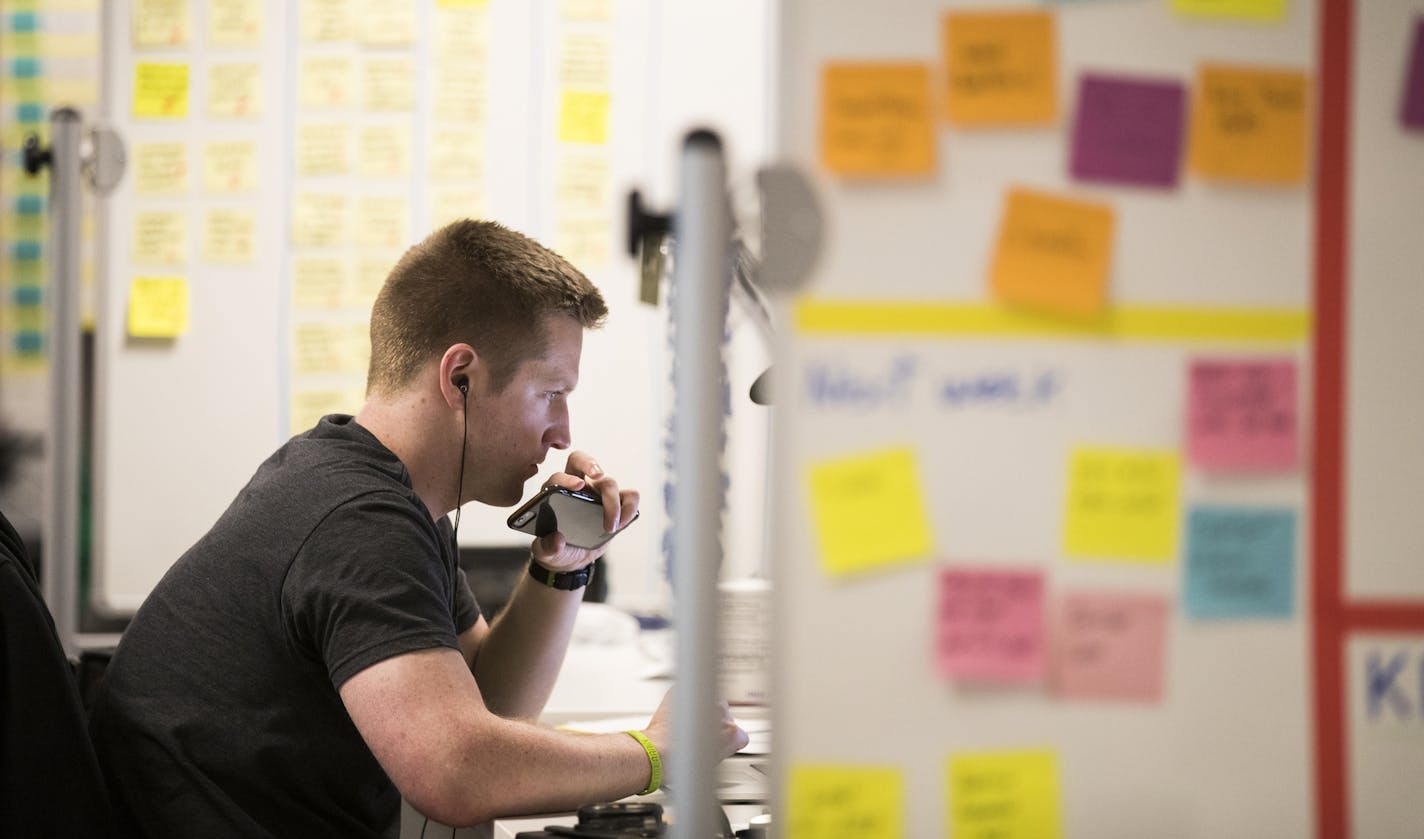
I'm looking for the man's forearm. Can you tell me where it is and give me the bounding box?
[472,568,584,719]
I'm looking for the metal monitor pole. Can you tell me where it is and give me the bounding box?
[669,129,732,839]
[23,108,125,656]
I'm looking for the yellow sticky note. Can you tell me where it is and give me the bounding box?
[807,447,932,577]
[558,91,610,145]
[133,0,191,47]
[358,2,416,46]
[819,62,935,177]
[358,124,411,178]
[209,0,264,47]
[1063,446,1181,561]
[556,152,610,212]
[202,209,256,264]
[132,211,188,265]
[364,58,416,112]
[1172,0,1287,22]
[292,193,349,248]
[290,387,362,437]
[207,63,263,119]
[133,63,189,119]
[355,196,410,251]
[429,189,485,230]
[949,750,1062,839]
[354,255,397,309]
[559,32,612,89]
[296,123,353,177]
[990,188,1116,318]
[128,277,189,338]
[300,56,356,109]
[1189,64,1310,184]
[300,0,355,42]
[944,10,1057,126]
[438,0,488,7]
[134,142,189,194]
[433,71,487,124]
[787,765,902,839]
[203,140,257,193]
[291,257,349,310]
[430,128,483,180]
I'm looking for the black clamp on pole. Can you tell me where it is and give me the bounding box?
[22,133,52,175]
[627,190,674,305]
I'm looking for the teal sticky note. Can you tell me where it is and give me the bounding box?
[11,241,41,261]
[16,102,43,122]
[10,12,39,33]
[1185,507,1295,619]
[15,330,44,354]
[12,285,42,306]
[15,194,43,214]
[10,57,40,78]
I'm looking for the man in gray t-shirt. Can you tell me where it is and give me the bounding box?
[90,220,747,837]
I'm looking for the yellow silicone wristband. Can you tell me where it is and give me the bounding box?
[624,729,662,796]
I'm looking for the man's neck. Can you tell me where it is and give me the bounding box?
[355,395,457,522]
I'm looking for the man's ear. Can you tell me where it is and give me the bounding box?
[438,343,478,408]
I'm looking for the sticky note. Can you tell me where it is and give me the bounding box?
[1052,591,1169,702]
[206,63,262,119]
[356,196,410,251]
[208,0,263,47]
[133,63,189,119]
[291,257,349,310]
[430,188,485,230]
[134,142,189,194]
[938,567,1046,684]
[290,387,361,437]
[128,277,189,338]
[202,209,255,264]
[133,0,191,47]
[787,765,902,839]
[1189,64,1310,184]
[1186,357,1298,471]
[559,31,612,89]
[943,10,1057,126]
[300,0,354,43]
[364,58,416,112]
[807,447,931,577]
[556,152,610,211]
[291,193,348,248]
[819,62,935,177]
[430,128,483,180]
[132,211,188,265]
[433,72,487,124]
[1185,507,1296,619]
[1171,0,1288,22]
[1070,73,1186,188]
[1402,18,1424,130]
[296,123,352,177]
[358,3,416,46]
[203,140,257,193]
[554,215,610,269]
[358,125,411,178]
[948,750,1061,839]
[990,188,1115,317]
[1063,446,1180,562]
[558,90,610,145]
[300,56,356,109]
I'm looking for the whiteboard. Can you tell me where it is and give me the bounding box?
[765,0,1420,837]
[91,0,775,613]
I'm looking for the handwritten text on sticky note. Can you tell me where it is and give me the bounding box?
[133,62,190,118]
[807,447,932,577]
[1187,357,1298,471]
[943,10,1057,125]
[128,276,189,338]
[787,764,902,839]
[938,567,1046,684]
[1070,73,1186,188]
[819,62,935,176]
[948,750,1062,839]
[1189,64,1310,183]
[1052,591,1169,702]
[1185,507,1296,619]
[1063,447,1180,562]
[990,188,1115,317]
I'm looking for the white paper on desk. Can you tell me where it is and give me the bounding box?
[559,715,770,756]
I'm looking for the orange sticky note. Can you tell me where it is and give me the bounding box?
[1189,64,1310,184]
[943,10,1057,126]
[989,188,1115,317]
[819,62,935,177]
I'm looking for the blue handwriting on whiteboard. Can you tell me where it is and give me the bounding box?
[939,369,1061,409]
[805,355,917,409]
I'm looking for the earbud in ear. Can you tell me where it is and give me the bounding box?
[455,376,468,395]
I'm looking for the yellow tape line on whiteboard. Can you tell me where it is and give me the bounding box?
[794,300,1311,342]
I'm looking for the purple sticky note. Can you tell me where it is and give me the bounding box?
[1403,18,1424,130]
[937,567,1046,684]
[1070,73,1186,188]
[1186,358,1298,472]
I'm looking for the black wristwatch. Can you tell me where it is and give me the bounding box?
[529,558,594,591]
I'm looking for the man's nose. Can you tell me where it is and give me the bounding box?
[544,406,571,450]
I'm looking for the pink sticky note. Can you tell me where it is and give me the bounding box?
[1186,358,1298,472]
[1052,591,1169,702]
[937,567,1046,684]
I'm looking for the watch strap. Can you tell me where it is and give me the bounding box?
[529,557,593,590]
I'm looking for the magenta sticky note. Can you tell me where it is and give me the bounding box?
[1403,17,1424,130]
[937,567,1046,684]
[1052,591,1169,702]
[1186,358,1298,472]
[1069,72,1186,188]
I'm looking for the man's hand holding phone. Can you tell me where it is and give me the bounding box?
[510,450,640,573]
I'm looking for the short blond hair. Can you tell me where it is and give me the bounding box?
[367,220,607,395]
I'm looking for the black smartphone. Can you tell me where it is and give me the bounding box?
[506,486,639,550]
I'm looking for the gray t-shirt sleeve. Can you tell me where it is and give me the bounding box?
[282,492,471,689]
